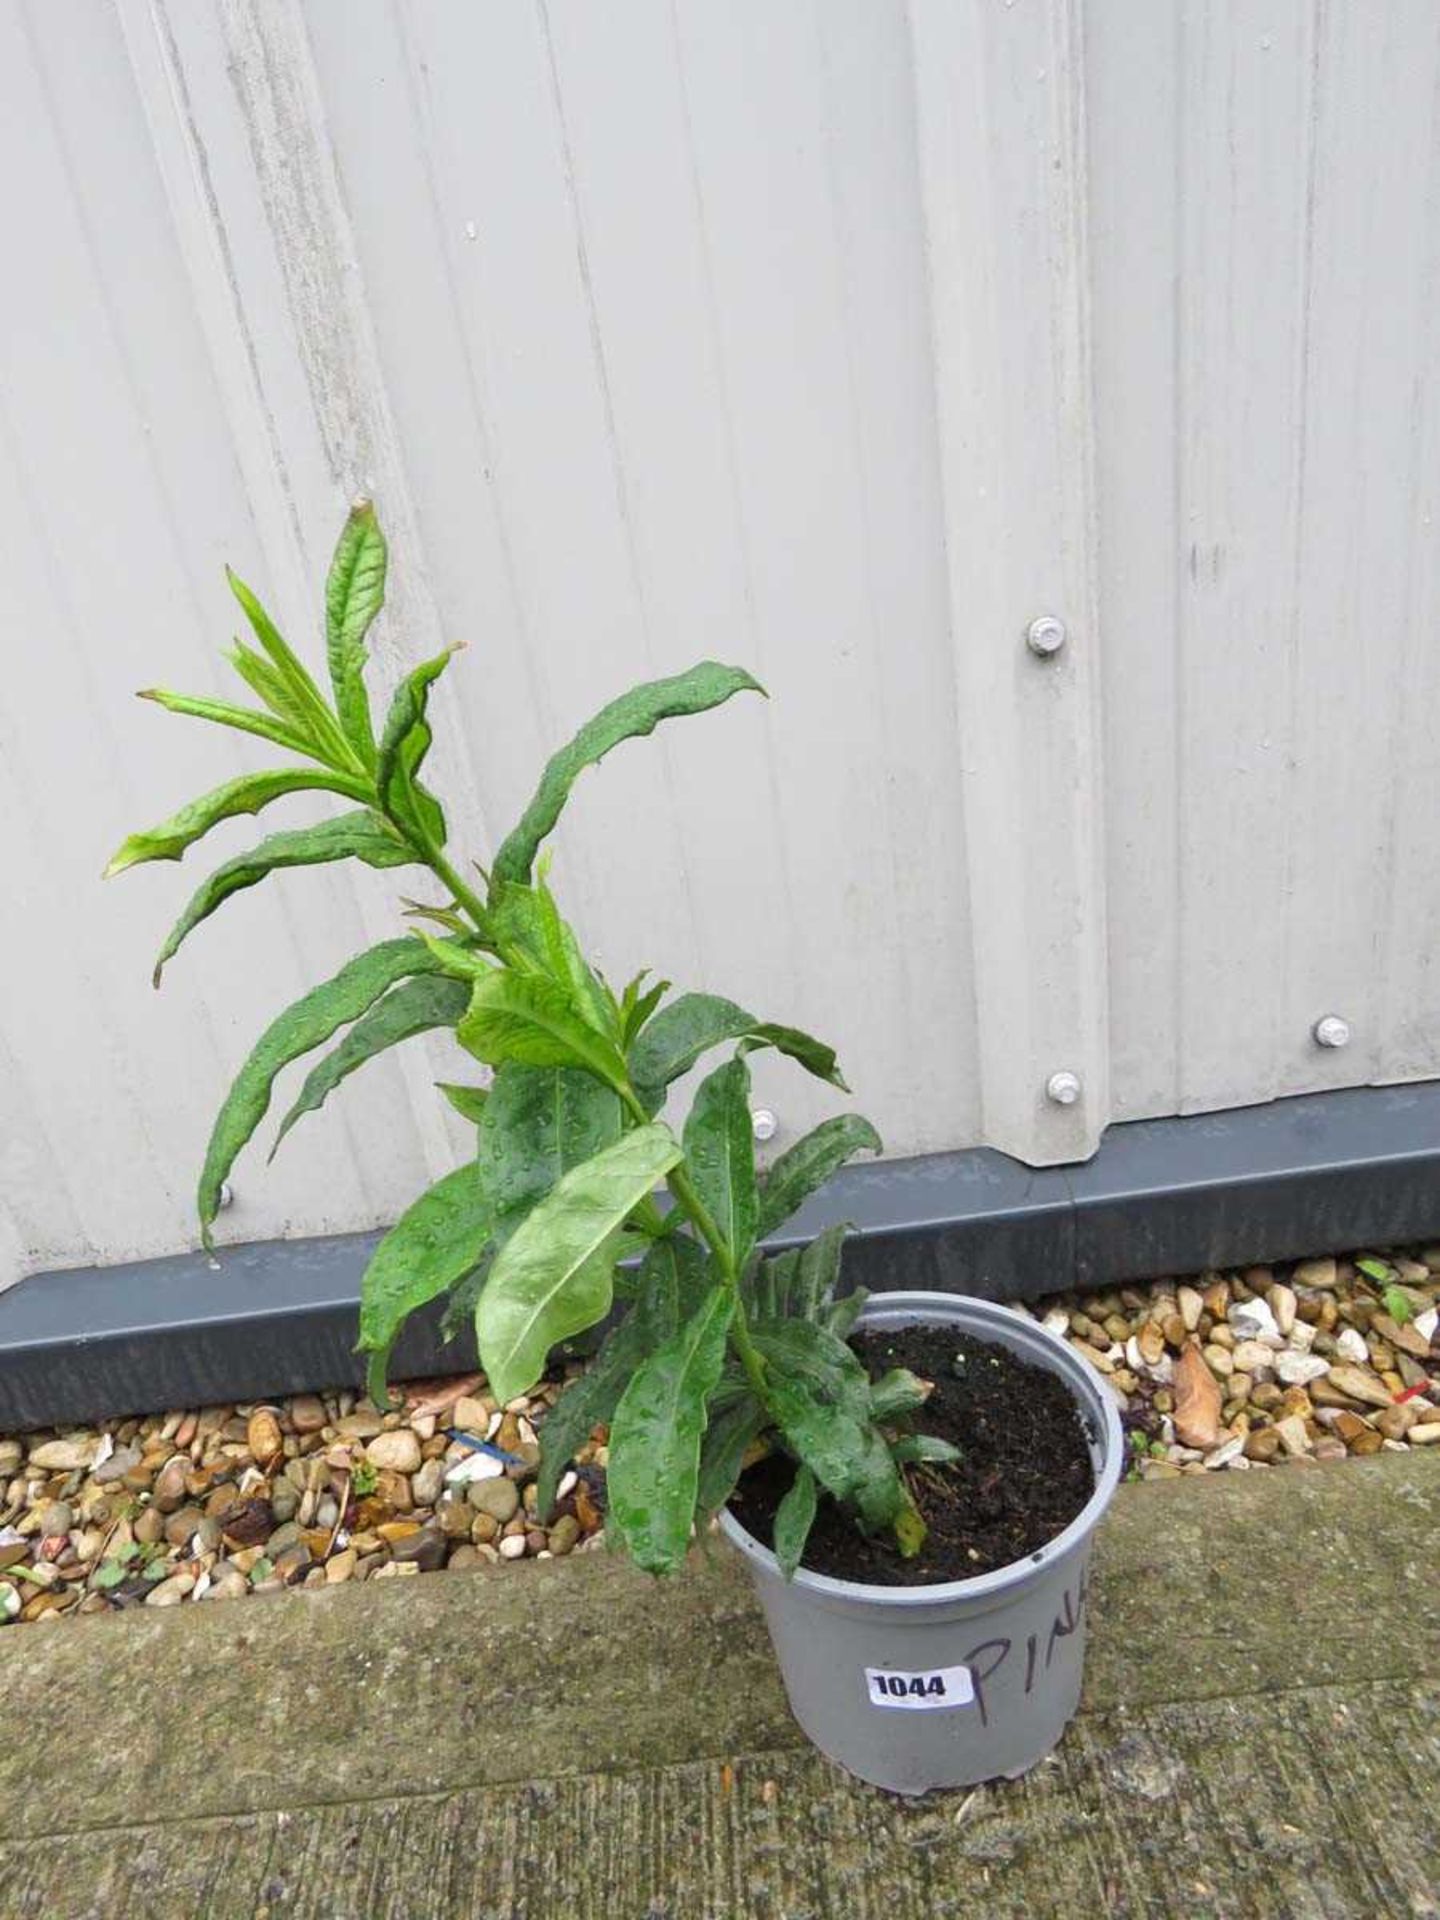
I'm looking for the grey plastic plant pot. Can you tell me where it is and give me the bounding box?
[718,1291,1125,1795]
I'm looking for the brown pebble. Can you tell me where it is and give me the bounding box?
[246,1409,283,1471]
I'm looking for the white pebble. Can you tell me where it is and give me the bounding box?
[498,1534,528,1559]
[1275,1351,1329,1386]
[1335,1328,1369,1365]
[1415,1307,1438,1345]
[556,1470,577,1502]
[485,1412,504,1441]
[1288,1321,1317,1353]
[1042,1308,1070,1337]
[1228,1299,1281,1346]
[444,1451,505,1487]
[1232,1340,1276,1378]
[1203,1435,1246,1470]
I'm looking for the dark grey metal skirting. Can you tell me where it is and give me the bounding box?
[3,1081,1439,1432]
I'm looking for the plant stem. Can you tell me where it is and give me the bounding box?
[422,845,493,940]
[622,1091,769,1401]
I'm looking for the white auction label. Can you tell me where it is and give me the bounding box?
[863,1664,976,1711]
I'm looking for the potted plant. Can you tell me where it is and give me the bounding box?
[109,503,1122,1793]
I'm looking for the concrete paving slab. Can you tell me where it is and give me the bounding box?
[1,1455,1437,1917]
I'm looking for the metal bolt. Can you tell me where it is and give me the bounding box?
[1026,615,1067,658]
[1313,1015,1351,1050]
[751,1108,778,1143]
[1045,1070,1082,1107]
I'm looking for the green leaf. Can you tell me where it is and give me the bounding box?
[823,1286,869,1341]
[757,1115,883,1237]
[325,501,387,761]
[1356,1256,1392,1284]
[1382,1283,1416,1326]
[641,1230,712,1328]
[697,1395,766,1517]
[630,992,847,1112]
[630,994,754,1103]
[270,975,470,1154]
[619,971,669,1046]
[869,1369,931,1422]
[773,1464,818,1580]
[476,1064,624,1224]
[889,1434,961,1466]
[437,1082,490,1123]
[474,1122,683,1404]
[195,937,449,1244]
[534,1235,704,1516]
[747,1248,799,1321]
[356,1163,494,1407]
[224,640,320,740]
[751,1319,906,1533]
[375,646,456,840]
[458,969,629,1090]
[137,688,325,762]
[153,812,416,984]
[491,661,764,887]
[608,1284,735,1575]
[534,879,617,1038]
[682,1056,759,1273]
[740,1024,847,1093]
[226,567,354,768]
[792,1223,847,1322]
[104,768,371,877]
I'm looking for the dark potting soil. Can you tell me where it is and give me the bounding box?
[727,1324,1095,1587]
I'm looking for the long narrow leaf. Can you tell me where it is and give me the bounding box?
[773,1464,818,1580]
[476,1064,623,1223]
[474,1123,682,1404]
[793,1223,847,1322]
[697,1395,766,1517]
[458,969,629,1090]
[270,975,470,1153]
[534,1234,704,1516]
[325,501,387,761]
[751,1319,906,1533]
[357,1164,493,1407]
[375,645,456,832]
[608,1285,735,1574]
[105,768,369,877]
[682,1055,758,1273]
[757,1115,882,1237]
[437,1082,490,1123]
[491,662,764,886]
[196,937,448,1243]
[137,688,322,761]
[153,812,415,983]
[629,993,753,1100]
[630,991,847,1111]
[227,568,354,767]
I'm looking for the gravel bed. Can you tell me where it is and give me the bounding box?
[0,1371,604,1624]
[1,1243,1436,1624]
[1014,1244,1440,1476]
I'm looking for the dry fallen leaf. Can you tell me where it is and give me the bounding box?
[1173,1339,1223,1449]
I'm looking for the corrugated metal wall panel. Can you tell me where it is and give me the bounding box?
[2,0,1437,1285]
